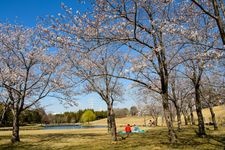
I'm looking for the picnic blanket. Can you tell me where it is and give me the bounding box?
[118,130,145,135]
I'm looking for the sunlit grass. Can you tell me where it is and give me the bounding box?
[93,105,225,127]
[196,105,225,124]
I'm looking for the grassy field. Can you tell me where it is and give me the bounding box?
[0,105,225,150]
[0,126,225,150]
[92,105,225,127]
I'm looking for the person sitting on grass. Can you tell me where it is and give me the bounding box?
[125,124,132,137]
[132,124,140,133]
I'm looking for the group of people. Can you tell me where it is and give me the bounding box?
[117,123,144,139]
[124,124,141,135]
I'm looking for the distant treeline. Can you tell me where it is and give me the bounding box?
[47,109,108,124]
[0,105,108,126]
[0,105,48,127]
[0,103,140,127]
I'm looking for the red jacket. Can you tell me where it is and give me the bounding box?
[125,125,132,133]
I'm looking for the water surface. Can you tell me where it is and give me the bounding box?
[43,125,107,130]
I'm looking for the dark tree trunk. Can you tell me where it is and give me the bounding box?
[0,103,11,127]
[107,105,117,141]
[155,117,158,126]
[211,0,225,45]
[162,93,177,143]
[161,114,164,126]
[189,103,195,125]
[153,32,177,143]
[192,0,225,45]
[107,108,112,133]
[195,84,206,137]
[176,109,182,131]
[0,107,7,126]
[158,45,177,142]
[11,112,20,143]
[209,104,218,130]
[183,113,188,126]
[159,52,177,142]
[110,112,117,141]
[173,101,182,131]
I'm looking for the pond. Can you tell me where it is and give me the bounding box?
[42,125,107,130]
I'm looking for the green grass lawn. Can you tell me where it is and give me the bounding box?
[0,126,225,150]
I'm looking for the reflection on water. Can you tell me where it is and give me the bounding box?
[42,125,107,130]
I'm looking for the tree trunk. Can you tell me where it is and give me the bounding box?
[209,104,218,130]
[183,113,188,125]
[156,38,177,142]
[107,105,117,141]
[162,93,177,143]
[211,0,225,45]
[176,108,182,131]
[107,108,112,133]
[155,117,158,126]
[0,107,7,126]
[173,101,182,131]
[11,112,20,143]
[189,103,195,125]
[195,84,206,137]
[110,112,117,141]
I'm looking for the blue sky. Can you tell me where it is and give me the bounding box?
[0,0,136,113]
[0,0,86,26]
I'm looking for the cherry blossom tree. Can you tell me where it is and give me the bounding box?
[43,0,225,143]
[188,95,196,125]
[145,102,162,127]
[182,51,208,136]
[76,0,181,143]
[42,16,127,140]
[75,48,126,141]
[190,0,225,46]
[0,23,73,143]
[200,73,225,130]
[169,71,193,130]
[169,0,224,136]
[133,88,163,126]
[49,0,187,143]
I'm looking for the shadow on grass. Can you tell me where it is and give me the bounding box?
[0,133,106,150]
[120,126,225,149]
[38,133,101,142]
[170,126,225,149]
